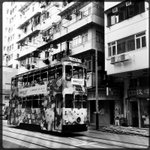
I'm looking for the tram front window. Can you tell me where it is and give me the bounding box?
[65,65,72,81]
[74,95,87,108]
[73,66,83,79]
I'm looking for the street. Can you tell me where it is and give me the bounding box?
[2,120,149,149]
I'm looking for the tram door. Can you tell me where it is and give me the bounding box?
[54,94,63,131]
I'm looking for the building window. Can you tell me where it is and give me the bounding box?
[117,39,126,54]
[16,64,18,69]
[127,35,135,51]
[72,32,88,47]
[108,31,146,57]
[86,60,92,71]
[117,35,135,54]
[107,13,119,26]
[136,32,146,49]
[107,1,145,27]
[96,31,100,42]
[82,32,88,43]
[108,42,117,57]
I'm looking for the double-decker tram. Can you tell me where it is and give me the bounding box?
[8,57,88,132]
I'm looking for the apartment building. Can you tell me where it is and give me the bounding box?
[16,2,62,74]
[15,1,121,127]
[105,0,149,128]
[3,2,25,68]
[2,2,22,108]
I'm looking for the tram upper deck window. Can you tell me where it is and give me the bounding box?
[18,76,23,88]
[12,78,17,88]
[65,65,72,81]
[84,68,87,79]
[65,94,73,108]
[56,65,62,79]
[73,66,83,79]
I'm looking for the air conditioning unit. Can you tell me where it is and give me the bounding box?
[44,35,53,42]
[110,56,116,64]
[77,11,82,19]
[40,2,46,8]
[72,9,77,14]
[53,2,59,7]
[26,64,30,70]
[126,1,132,6]
[72,9,79,15]
[43,58,50,65]
[112,7,118,13]
[17,53,19,58]
[31,52,39,58]
[64,15,72,20]
[52,22,57,27]
[120,54,130,62]
[45,51,49,58]
[49,43,57,49]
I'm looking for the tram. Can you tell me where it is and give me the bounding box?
[7,57,88,132]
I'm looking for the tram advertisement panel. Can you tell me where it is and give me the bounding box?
[18,85,48,97]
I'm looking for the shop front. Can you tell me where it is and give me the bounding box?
[87,87,123,127]
[127,87,149,128]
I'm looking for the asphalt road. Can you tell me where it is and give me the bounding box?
[2,120,149,149]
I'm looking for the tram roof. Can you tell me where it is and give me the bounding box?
[12,57,85,79]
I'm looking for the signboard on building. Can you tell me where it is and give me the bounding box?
[86,72,95,88]
[128,87,149,98]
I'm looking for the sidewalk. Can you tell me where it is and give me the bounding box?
[89,125,149,137]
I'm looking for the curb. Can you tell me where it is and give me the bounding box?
[88,126,149,137]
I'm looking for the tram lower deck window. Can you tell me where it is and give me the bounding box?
[32,100,39,108]
[26,100,32,108]
[65,94,73,108]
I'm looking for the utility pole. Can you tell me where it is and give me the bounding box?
[95,49,99,130]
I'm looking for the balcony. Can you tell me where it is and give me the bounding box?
[72,39,103,56]
[18,2,41,29]
[17,41,46,60]
[18,2,33,12]
[17,24,41,43]
[106,47,148,75]
[53,14,104,42]
[40,15,61,32]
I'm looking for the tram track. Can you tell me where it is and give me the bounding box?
[2,123,148,149]
[2,125,115,149]
[2,126,86,149]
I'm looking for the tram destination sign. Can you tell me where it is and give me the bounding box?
[18,85,48,97]
[71,78,84,86]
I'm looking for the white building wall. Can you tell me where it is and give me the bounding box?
[105,2,149,75]
[104,2,121,10]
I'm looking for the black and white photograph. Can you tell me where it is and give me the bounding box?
[1,0,149,149]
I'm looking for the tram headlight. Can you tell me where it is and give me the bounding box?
[76,117,81,123]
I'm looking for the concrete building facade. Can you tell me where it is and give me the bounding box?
[105,0,149,128]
